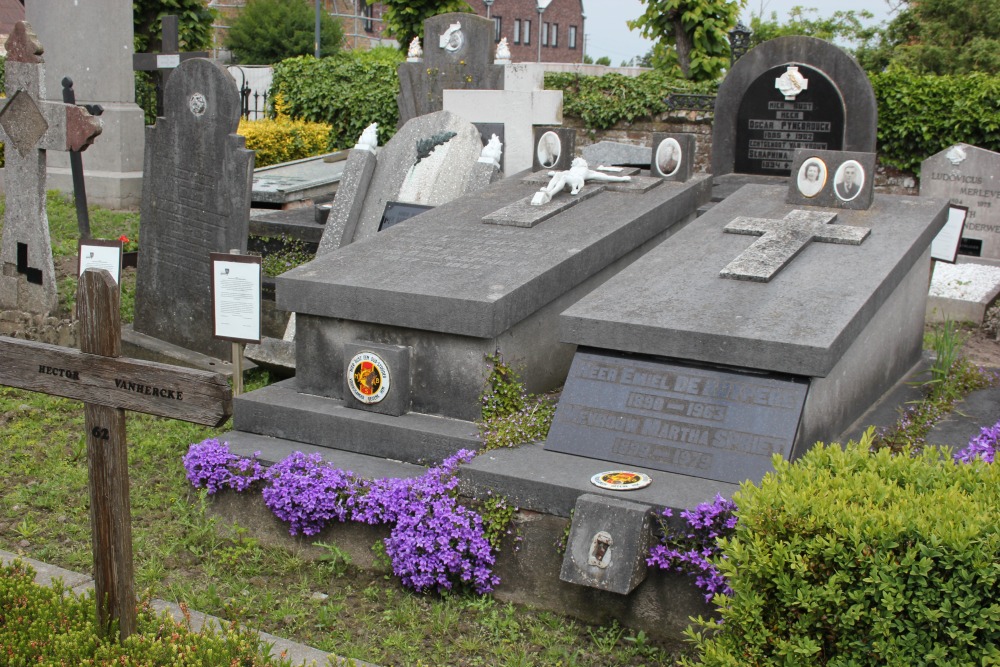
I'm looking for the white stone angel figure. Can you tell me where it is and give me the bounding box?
[495,37,511,63]
[406,36,423,61]
[355,122,378,153]
[530,158,631,205]
[478,133,503,167]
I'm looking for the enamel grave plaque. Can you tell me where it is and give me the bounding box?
[545,351,809,484]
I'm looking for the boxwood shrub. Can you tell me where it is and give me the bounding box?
[682,434,1000,666]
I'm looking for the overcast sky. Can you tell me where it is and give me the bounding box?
[581,0,897,65]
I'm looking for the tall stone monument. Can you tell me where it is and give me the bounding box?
[132,59,254,361]
[0,22,103,315]
[26,1,147,208]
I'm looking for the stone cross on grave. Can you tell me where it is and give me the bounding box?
[0,21,103,315]
[720,209,870,282]
[0,270,232,641]
[132,15,209,116]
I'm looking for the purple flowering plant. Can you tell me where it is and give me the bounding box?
[647,493,738,603]
[183,441,499,594]
[953,419,999,464]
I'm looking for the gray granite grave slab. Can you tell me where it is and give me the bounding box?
[561,184,948,454]
[279,173,712,421]
[26,3,145,208]
[581,141,650,168]
[650,133,696,182]
[0,22,102,315]
[251,151,346,206]
[786,150,876,210]
[712,36,877,177]
[482,183,607,228]
[560,494,652,595]
[133,58,253,361]
[921,143,1000,260]
[545,351,808,483]
[533,126,576,171]
[396,13,504,126]
[317,148,377,254]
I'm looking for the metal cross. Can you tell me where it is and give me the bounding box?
[720,209,870,282]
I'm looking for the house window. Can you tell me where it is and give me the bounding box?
[569,25,577,49]
[523,19,530,45]
[551,23,558,47]
[361,2,374,33]
[542,22,548,46]
[514,19,521,44]
[494,16,502,43]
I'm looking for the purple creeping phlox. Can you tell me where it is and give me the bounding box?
[182,438,264,494]
[646,494,738,603]
[954,419,1000,464]
[183,441,499,594]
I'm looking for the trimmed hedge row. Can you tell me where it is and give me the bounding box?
[237,116,333,168]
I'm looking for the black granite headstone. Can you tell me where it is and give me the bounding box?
[544,350,809,484]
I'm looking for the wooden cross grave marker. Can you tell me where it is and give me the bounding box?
[719,209,870,282]
[133,15,209,117]
[0,269,232,640]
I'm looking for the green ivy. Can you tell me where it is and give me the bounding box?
[270,48,403,150]
[477,353,557,451]
[871,68,1000,173]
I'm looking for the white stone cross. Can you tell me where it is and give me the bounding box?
[720,209,870,282]
[0,22,103,314]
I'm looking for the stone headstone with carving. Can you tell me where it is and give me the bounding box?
[712,37,877,179]
[397,13,504,126]
[132,58,253,360]
[920,144,1000,260]
[0,22,103,315]
[550,184,948,480]
[25,2,146,208]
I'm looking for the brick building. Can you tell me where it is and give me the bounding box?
[468,0,585,64]
[210,1,584,63]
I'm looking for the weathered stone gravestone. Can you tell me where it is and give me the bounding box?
[920,144,1000,260]
[712,37,877,180]
[397,13,504,126]
[550,183,947,481]
[0,22,103,315]
[25,1,146,209]
[132,58,254,361]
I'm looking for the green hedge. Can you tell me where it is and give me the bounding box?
[681,436,1000,666]
[871,68,1000,173]
[270,47,403,150]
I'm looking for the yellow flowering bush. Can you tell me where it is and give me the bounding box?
[238,116,332,168]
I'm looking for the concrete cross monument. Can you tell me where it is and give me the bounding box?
[0,22,103,315]
[720,209,870,282]
[0,269,232,640]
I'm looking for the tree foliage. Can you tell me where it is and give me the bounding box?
[224,0,344,64]
[629,0,746,81]
[878,0,1000,74]
[133,0,215,53]
[369,0,473,50]
[749,7,881,52]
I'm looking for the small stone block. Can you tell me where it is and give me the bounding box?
[342,341,411,416]
[482,184,606,228]
[533,126,576,171]
[559,493,652,594]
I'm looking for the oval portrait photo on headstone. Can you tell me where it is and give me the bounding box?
[347,351,391,404]
[796,157,827,198]
[834,160,864,202]
[655,138,682,177]
[537,130,561,169]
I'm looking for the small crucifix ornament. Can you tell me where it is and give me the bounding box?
[775,65,809,101]
[720,209,870,282]
[0,21,103,315]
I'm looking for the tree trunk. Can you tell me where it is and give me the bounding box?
[673,18,693,78]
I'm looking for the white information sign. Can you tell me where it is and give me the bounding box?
[78,240,123,285]
[156,54,181,69]
[210,253,262,344]
[931,205,969,263]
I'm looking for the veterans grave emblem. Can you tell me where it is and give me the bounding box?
[347,351,391,404]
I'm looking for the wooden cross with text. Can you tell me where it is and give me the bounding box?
[132,15,209,117]
[0,270,232,640]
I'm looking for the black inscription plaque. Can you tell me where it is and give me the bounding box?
[544,350,809,484]
[378,201,434,231]
[735,65,844,176]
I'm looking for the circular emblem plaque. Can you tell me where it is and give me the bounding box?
[590,470,652,491]
[188,93,207,116]
[347,352,391,404]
